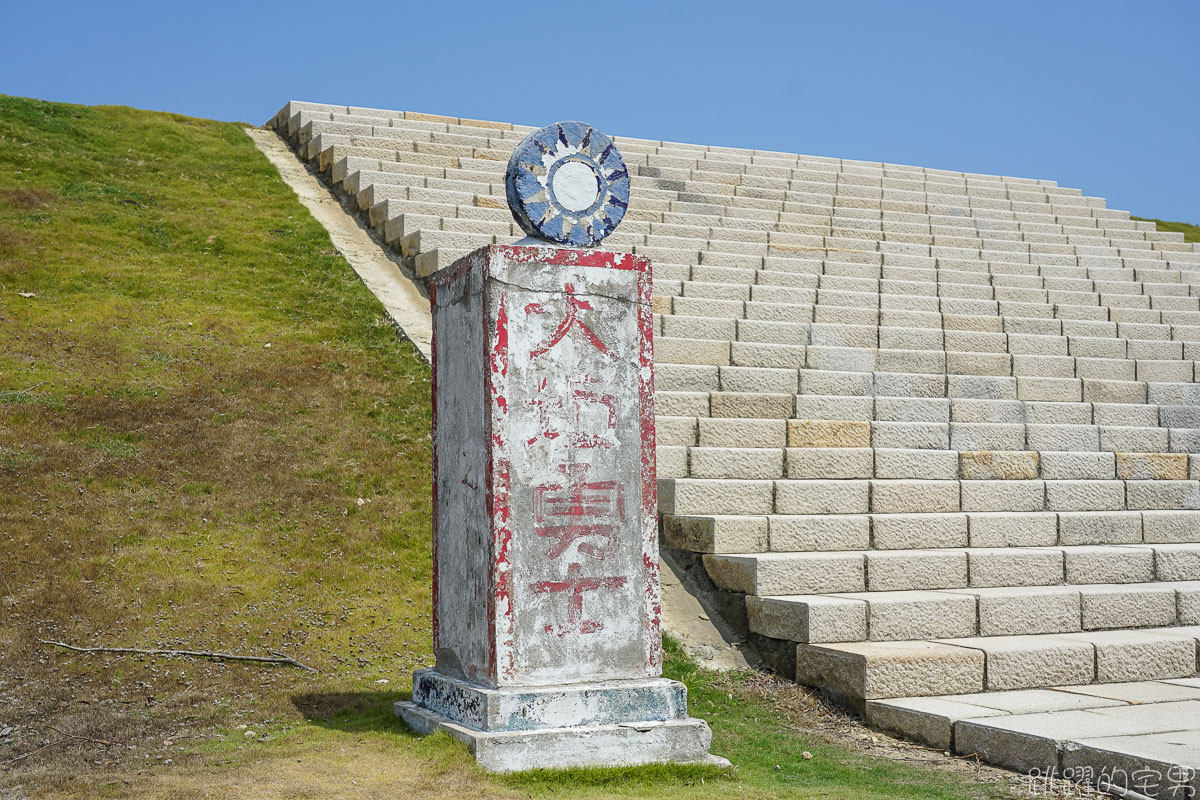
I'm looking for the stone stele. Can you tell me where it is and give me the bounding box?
[395,243,724,771]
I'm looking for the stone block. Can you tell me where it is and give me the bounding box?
[768,515,870,552]
[656,416,698,447]
[871,513,968,550]
[968,512,1059,548]
[775,479,869,515]
[1058,511,1143,545]
[656,392,710,418]
[1142,510,1200,543]
[745,594,867,643]
[1153,545,1200,581]
[1115,452,1190,481]
[873,449,958,480]
[949,586,1081,636]
[959,451,1039,480]
[719,366,798,394]
[871,421,950,450]
[960,480,1045,512]
[702,552,865,595]
[659,478,775,515]
[1045,480,1124,512]
[954,709,1164,775]
[865,696,1007,750]
[866,550,968,591]
[795,641,985,710]
[662,515,768,553]
[1026,424,1099,452]
[950,422,1026,450]
[836,590,976,641]
[1064,545,1155,585]
[1038,450,1115,480]
[709,391,793,418]
[793,394,874,420]
[1079,584,1177,630]
[1127,480,1200,511]
[658,446,688,477]
[689,447,783,479]
[787,419,871,448]
[874,397,950,423]
[870,480,960,514]
[938,635,1095,691]
[1059,630,1197,682]
[968,548,1064,588]
[785,447,874,479]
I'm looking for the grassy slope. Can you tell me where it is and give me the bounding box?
[1131,216,1200,243]
[0,95,1016,799]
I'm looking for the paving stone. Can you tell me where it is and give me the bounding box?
[1064,546,1155,585]
[959,451,1038,480]
[1143,510,1200,544]
[865,696,1007,750]
[955,709,1168,775]
[1059,511,1143,545]
[775,479,869,514]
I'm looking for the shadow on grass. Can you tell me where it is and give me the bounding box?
[291,689,418,738]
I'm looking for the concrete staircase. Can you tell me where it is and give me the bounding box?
[266,99,1200,764]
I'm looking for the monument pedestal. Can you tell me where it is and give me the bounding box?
[398,244,723,771]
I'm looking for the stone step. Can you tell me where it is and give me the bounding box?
[663,508,1200,553]
[657,444,1198,481]
[657,371,1200,408]
[657,394,1194,428]
[660,476,1200,518]
[701,546,1200,596]
[794,627,1200,711]
[866,682,1200,777]
[656,295,1200,342]
[653,348,1200,402]
[746,579,1200,644]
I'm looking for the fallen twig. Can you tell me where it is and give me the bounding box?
[1,731,125,768]
[9,381,46,396]
[38,640,317,673]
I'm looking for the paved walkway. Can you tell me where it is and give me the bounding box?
[869,680,1200,797]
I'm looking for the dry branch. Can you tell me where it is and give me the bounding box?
[1,731,125,768]
[39,640,317,672]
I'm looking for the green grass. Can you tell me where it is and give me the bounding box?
[1131,216,1200,243]
[0,94,1019,799]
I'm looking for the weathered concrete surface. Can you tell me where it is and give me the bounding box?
[396,700,721,772]
[428,245,658,687]
[401,243,723,770]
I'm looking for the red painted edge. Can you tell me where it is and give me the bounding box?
[636,259,661,674]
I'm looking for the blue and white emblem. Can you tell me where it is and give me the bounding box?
[505,121,629,247]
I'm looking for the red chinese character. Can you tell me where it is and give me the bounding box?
[525,284,612,359]
[529,562,627,636]
[524,375,618,449]
[533,463,625,560]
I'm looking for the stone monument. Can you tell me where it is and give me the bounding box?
[396,121,724,771]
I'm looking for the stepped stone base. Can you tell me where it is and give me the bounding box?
[396,680,724,772]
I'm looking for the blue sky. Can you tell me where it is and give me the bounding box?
[4,0,1197,222]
